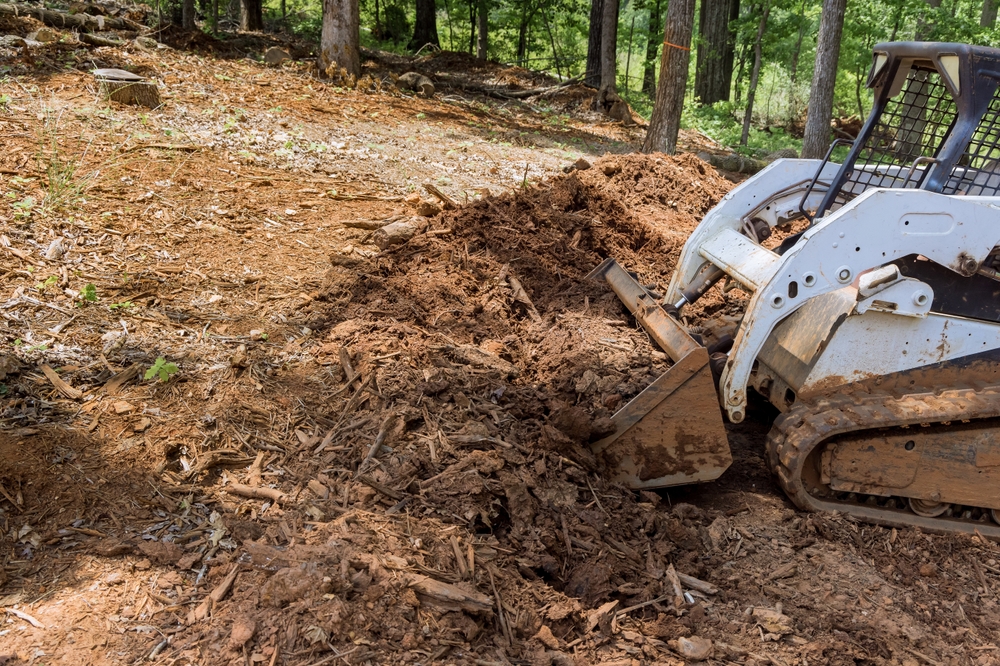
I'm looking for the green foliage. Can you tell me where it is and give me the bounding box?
[35,275,58,292]
[109,300,134,311]
[81,283,98,302]
[145,357,180,382]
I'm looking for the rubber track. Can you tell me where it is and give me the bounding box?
[766,384,1000,538]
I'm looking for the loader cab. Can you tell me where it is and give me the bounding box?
[809,42,1000,220]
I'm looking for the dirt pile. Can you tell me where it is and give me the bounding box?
[224,152,746,663]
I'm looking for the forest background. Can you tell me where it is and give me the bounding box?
[191,0,1000,158]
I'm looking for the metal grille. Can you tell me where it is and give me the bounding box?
[841,68,957,199]
[943,86,1000,196]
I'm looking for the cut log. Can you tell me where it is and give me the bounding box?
[0,1,141,32]
[94,69,160,108]
[372,217,428,250]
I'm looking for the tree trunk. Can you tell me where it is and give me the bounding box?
[182,0,196,29]
[239,0,262,30]
[545,13,562,78]
[983,0,998,26]
[695,0,739,105]
[915,0,941,39]
[788,0,808,86]
[409,0,440,51]
[642,0,661,95]
[586,0,604,87]
[468,0,475,53]
[599,0,619,97]
[740,1,769,145]
[800,0,847,159]
[643,0,695,153]
[477,0,487,58]
[516,2,529,65]
[320,0,360,77]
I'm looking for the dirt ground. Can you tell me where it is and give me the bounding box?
[1,22,1000,666]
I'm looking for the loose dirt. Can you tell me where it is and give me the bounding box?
[0,33,998,666]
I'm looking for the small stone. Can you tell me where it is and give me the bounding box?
[134,36,159,49]
[919,563,937,577]
[104,572,125,585]
[673,635,713,661]
[134,558,152,570]
[113,401,133,414]
[133,417,151,432]
[415,200,441,217]
[573,157,591,171]
[230,617,256,646]
[208,294,223,304]
[27,27,60,43]
[249,330,266,341]
[44,238,64,260]
[751,607,793,634]
[601,163,621,177]
[264,47,290,65]
[230,344,248,368]
[404,192,422,208]
[396,71,434,97]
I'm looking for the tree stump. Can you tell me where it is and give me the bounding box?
[93,68,160,108]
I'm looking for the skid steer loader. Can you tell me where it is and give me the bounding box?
[589,41,1000,537]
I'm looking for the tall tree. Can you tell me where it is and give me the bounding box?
[477,0,487,58]
[320,0,361,77]
[740,0,770,145]
[983,0,998,26]
[409,0,440,50]
[598,0,619,99]
[182,0,196,28]
[642,0,661,95]
[643,0,695,153]
[801,0,847,159]
[695,0,740,104]
[240,0,263,30]
[586,0,604,87]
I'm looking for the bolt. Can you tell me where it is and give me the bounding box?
[962,257,979,274]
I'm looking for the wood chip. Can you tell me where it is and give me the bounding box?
[225,483,285,503]
[6,607,43,628]
[405,573,492,613]
[40,364,82,400]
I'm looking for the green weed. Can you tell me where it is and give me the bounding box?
[145,357,179,382]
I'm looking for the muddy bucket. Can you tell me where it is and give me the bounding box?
[587,259,732,489]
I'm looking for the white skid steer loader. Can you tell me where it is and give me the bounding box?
[590,42,1000,537]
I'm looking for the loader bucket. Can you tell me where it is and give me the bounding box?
[587,259,732,489]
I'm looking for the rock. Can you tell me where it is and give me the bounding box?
[404,192,422,208]
[133,35,160,50]
[264,46,290,65]
[230,617,256,647]
[397,71,435,97]
[27,27,60,43]
[415,199,441,217]
[44,238,64,260]
[673,635,713,661]
[601,163,621,177]
[751,607,793,634]
[0,35,27,48]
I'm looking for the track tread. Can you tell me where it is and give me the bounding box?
[766,384,1000,537]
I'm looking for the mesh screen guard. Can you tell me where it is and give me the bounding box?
[841,67,958,199]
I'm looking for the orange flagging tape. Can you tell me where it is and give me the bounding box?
[663,41,691,51]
